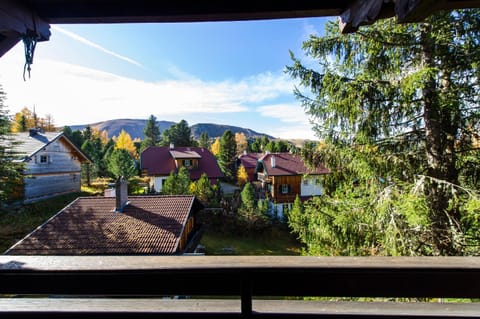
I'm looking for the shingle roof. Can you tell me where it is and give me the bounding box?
[10,131,90,163]
[5,195,202,255]
[141,146,223,180]
[238,153,262,169]
[258,153,329,176]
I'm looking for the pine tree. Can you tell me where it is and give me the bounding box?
[287,10,480,255]
[108,148,136,179]
[141,114,161,150]
[218,130,237,181]
[199,131,210,149]
[0,85,23,204]
[161,119,193,147]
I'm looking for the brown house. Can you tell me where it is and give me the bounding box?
[256,152,329,220]
[5,179,204,255]
[140,145,223,193]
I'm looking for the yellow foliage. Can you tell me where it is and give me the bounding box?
[115,129,137,157]
[237,164,248,186]
[235,132,248,155]
[210,137,221,156]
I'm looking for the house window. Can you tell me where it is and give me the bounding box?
[315,178,321,185]
[183,159,192,167]
[303,179,309,186]
[40,155,49,164]
[281,184,290,194]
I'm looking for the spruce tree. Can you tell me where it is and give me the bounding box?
[218,130,237,181]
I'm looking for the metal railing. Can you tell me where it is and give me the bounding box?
[1,255,480,318]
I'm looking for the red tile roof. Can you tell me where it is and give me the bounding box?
[141,146,223,180]
[258,153,329,176]
[5,195,203,255]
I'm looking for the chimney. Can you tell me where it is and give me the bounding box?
[271,155,276,168]
[169,143,174,149]
[115,176,129,212]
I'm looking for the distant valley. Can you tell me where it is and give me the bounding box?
[68,119,275,140]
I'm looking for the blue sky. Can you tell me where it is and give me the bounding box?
[0,18,329,140]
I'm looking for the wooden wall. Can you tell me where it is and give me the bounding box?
[271,175,301,203]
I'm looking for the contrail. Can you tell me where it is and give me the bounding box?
[52,25,144,68]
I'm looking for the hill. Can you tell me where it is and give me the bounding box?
[67,119,274,140]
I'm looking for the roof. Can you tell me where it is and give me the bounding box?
[257,153,329,176]
[141,146,223,180]
[10,130,90,163]
[5,195,203,255]
[238,153,263,169]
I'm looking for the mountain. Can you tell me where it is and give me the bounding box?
[69,119,176,140]
[190,123,274,140]
[67,119,274,140]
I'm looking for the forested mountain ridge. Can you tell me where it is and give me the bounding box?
[68,119,274,140]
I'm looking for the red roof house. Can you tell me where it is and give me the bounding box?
[141,146,223,193]
[237,152,262,181]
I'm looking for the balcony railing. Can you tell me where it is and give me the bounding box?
[1,255,480,318]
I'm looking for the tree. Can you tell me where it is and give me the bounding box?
[237,164,248,186]
[210,137,221,156]
[0,85,23,204]
[235,132,248,155]
[218,130,237,181]
[108,148,136,179]
[141,114,161,150]
[161,119,193,147]
[11,107,34,132]
[198,131,211,149]
[115,129,137,157]
[162,166,191,195]
[191,173,214,205]
[287,10,480,255]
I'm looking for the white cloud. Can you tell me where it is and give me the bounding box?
[0,49,297,131]
[257,103,317,140]
[51,25,144,68]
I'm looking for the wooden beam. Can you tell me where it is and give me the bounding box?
[0,0,50,58]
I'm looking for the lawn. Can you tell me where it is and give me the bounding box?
[199,224,304,255]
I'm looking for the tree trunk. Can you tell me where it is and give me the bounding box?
[420,23,459,255]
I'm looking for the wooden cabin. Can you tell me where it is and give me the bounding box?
[11,129,90,203]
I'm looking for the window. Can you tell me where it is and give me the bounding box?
[303,179,309,186]
[40,155,49,164]
[281,184,290,194]
[183,159,192,167]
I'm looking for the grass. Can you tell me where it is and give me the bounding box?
[199,224,304,255]
[0,188,99,253]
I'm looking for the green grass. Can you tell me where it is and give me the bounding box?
[0,189,98,254]
[199,224,304,255]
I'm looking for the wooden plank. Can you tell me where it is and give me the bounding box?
[1,256,480,298]
[2,299,480,318]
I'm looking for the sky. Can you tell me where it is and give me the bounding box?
[0,17,330,140]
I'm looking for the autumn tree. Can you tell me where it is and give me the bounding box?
[11,107,34,132]
[141,114,161,150]
[218,130,237,181]
[235,132,248,155]
[115,129,137,157]
[210,137,221,156]
[287,10,480,255]
[237,164,248,186]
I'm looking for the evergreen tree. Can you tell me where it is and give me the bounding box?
[161,119,193,147]
[287,10,480,255]
[218,130,237,181]
[191,173,214,205]
[162,166,191,195]
[198,131,211,149]
[108,148,136,179]
[0,85,23,204]
[141,114,161,150]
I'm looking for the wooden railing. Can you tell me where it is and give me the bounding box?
[1,255,480,318]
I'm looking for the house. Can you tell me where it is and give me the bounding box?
[255,152,329,220]
[237,152,262,182]
[5,177,204,255]
[140,145,223,193]
[10,128,91,203]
